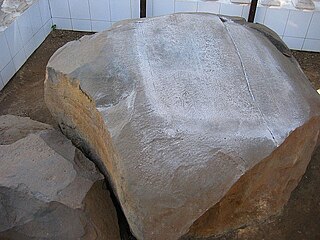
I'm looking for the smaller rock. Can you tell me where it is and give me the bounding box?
[0,115,120,240]
[1,0,32,13]
[291,0,315,10]
[230,0,251,4]
[260,0,281,6]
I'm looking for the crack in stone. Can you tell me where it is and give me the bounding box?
[224,21,279,147]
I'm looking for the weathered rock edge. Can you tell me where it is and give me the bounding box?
[44,13,320,240]
[0,115,121,240]
[183,116,320,238]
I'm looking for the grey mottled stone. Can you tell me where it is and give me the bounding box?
[44,13,320,240]
[0,115,120,240]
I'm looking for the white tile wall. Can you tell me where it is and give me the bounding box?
[91,20,112,32]
[254,6,267,24]
[5,21,24,57]
[12,48,27,71]
[29,1,43,35]
[264,8,290,36]
[220,2,244,17]
[72,19,92,31]
[45,0,319,54]
[132,0,140,18]
[283,36,305,50]
[49,0,70,18]
[153,0,175,16]
[147,0,153,17]
[241,5,250,20]
[69,0,91,20]
[39,0,51,24]
[52,18,72,30]
[0,32,11,72]
[303,38,320,51]
[1,0,320,92]
[306,12,320,39]
[89,0,111,21]
[16,8,34,45]
[110,0,132,21]
[0,61,15,86]
[0,74,4,90]
[0,0,53,91]
[175,1,198,13]
[284,10,313,38]
[198,1,220,14]
[43,19,54,36]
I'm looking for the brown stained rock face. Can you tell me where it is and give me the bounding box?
[184,117,320,238]
[0,115,120,240]
[44,13,320,240]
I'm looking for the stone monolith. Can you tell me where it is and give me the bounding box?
[44,13,320,240]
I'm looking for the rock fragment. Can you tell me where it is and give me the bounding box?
[0,115,120,240]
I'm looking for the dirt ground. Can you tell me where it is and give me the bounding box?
[0,30,319,240]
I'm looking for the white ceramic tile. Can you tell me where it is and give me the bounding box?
[0,74,4,91]
[52,18,72,30]
[69,0,91,20]
[33,28,46,49]
[241,5,250,21]
[72,19,92,31]
[43,19,53,36]
[175,1,198,13]
[220,3,244,17]
[153,0,174,16]
[29,1,43,35]
[4,21,23,57]
[282,36,304,50]
[110,0,132,21]
[24,38,36,58]
[89,0,111,21]
[284,10,312,38]
[306,12,320,40]
[254,6,266,24]
[146,0,153,17]
[264,8,289,36]
[39,0,51,25]
[91,20,112,31]
[24,28,46,58]
[0,32,12,71]
[49,0,70,18]
[198,1,220,14]
[131,0,140,18]
[17,8,34,45]
[0,60,15,86]
[302,39,320,52]
[12,48,27,71]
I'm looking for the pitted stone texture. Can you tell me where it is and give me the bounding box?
[44,13,320,240]
[0,115,120,240]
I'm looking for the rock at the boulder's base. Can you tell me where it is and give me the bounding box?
[44,13,320,240]
[0,115,120,240]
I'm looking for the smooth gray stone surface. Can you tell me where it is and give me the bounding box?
[45,13,320,240]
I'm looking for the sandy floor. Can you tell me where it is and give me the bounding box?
[0,30,319,240]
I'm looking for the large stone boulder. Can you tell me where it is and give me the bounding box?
[44,13,320,240]
[0,115,120,240]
